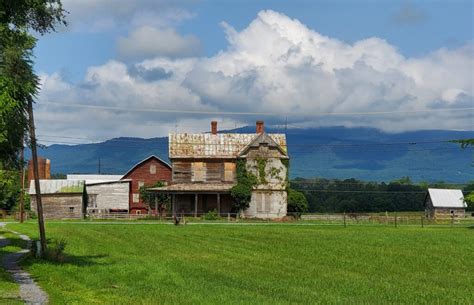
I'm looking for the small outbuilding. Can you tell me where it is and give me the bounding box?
[29,179,86,219]
[424,188,466,219]
[67,175,131,214]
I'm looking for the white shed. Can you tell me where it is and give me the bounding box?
[424,188,466,219]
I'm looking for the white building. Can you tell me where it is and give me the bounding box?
[424,188,467,219]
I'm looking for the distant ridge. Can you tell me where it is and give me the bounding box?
[26,126,474,183]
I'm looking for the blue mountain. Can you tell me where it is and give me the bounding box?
[27,126,474,183]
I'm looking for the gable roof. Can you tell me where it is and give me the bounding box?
[426,188,466,208]
[169,133,287,159]
[121,155,171,179]
[29,180,85,195]
[238,132,288,157]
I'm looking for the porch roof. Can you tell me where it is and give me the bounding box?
[148,183,234,193]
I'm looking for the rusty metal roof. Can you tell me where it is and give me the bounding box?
[149,183,234,193]
[169,133,287,159]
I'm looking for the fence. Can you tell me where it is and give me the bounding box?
[2,209,473,227]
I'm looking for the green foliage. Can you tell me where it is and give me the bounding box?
[465,192,474,211]
[139,181,170,216]
[0,169,21,210]
[450,139,474,148]
[256,157,267,184]
[290,177,468,213]
[230,159,258,212]
[203,209,219,220]
[287,188,308,218]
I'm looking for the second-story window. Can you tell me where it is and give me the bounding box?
[224,162,235,182]
[150,165,156,174]
[192,162,205,182]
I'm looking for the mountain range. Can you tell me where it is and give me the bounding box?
[27,126,474,183]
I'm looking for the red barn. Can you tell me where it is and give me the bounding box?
[121,155,172,214]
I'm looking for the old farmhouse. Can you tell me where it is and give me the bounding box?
[425,188,467,219]
[121,155,172,214]
[29,179,86,219]
[151,121,289,219]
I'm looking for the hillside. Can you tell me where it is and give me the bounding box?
[27,126,474,183]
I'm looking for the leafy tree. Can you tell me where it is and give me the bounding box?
[0,0,67,255]
[287,188,308,218]
[0,170,20,211]
[139,181,170,218]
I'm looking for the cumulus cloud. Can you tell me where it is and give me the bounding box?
[117,26,201,60]
[35,10,474,142]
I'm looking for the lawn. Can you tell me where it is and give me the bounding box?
[4,222,474,305]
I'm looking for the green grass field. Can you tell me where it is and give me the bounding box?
[2,222,474,305]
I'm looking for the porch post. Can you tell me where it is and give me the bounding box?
[172,194,176,216]
[194,194,198,217]
[217,193,221,215]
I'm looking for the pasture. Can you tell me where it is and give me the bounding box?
[2,222,473,304]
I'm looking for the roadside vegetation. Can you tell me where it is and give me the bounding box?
[4,222,473,305]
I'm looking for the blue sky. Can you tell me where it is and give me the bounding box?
[35,1,473,82]
[33,0,473,142]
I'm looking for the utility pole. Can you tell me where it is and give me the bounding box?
[27,98,47,255]
[98,158,101,174]
[19,142,24,223]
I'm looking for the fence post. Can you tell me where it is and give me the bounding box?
[227,212,230,223]
[343,212,346,228]
[394,212,398,228]
[451,213,454,227]
[421,216,424,228]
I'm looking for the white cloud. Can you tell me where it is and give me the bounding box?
[61,0,195,31]
[35,10,474,142]
[117,26,201,60]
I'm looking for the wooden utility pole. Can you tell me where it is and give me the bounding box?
[27,98,47,254]
[19,143,24,223]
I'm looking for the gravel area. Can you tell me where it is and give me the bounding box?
[0,222,49,305]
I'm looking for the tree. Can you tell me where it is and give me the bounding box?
[287,188,308,218]
[0,0,67,255]
[139,181,170,219]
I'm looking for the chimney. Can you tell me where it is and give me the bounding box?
[256,120,264,133]
[211,121,218,135]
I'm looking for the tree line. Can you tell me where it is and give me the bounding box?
[291,177,474,213]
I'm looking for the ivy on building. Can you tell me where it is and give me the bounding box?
[230,159,258,212]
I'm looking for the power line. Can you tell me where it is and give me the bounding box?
[38,101,474,117]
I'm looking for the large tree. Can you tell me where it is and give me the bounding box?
[0,0,66,254]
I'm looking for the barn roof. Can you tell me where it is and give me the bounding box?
[169,133,287,159]
[29,180,85,195]
[122,155,171,179]
[427,188,466,208]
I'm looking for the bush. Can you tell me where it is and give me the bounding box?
[287,188,308,218]
[204,209,219,221]
[32,238,68,262]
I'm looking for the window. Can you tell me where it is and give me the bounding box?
[224,162,235,182]
[450,210,455,214]
[138,181,145,189]
[192,162,205,182]
[136,210,141,215]
[69,207,74,213]
[150,165,156,174]
[133,193,140,203]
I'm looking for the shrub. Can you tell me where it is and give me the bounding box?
[204,209,219,221]
[287,188,308,218]
[231,160,258,213]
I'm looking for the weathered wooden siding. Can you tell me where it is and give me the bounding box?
[86,182,130,211]
[31,194,83,219]
[172,160,236,184]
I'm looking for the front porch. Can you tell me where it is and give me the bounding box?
[149,183,234,217]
